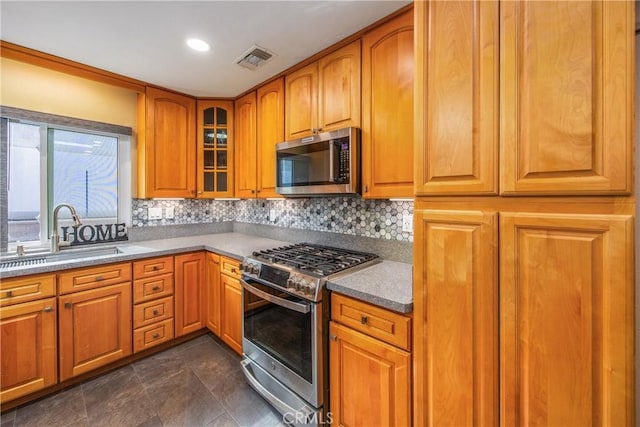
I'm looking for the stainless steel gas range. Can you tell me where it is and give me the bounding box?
[239,243,379,426]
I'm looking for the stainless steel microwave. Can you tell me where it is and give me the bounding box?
[276,127,359,196]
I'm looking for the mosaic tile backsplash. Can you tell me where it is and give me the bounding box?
[132,197,414,242]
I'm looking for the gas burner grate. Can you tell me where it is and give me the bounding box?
[252,243,379,276]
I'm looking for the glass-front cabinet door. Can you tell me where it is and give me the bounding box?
[197,100,234,198]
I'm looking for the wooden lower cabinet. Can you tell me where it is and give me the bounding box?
[413,209,498,426]
[0,297,57,403]
[175,252,205,337]
[220,269,242,355]
[204,252,221,335]
[329,321,411,427]
[58,283,132,381]
[500,212,634,426]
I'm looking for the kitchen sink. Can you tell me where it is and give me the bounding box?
[0,246,124,270]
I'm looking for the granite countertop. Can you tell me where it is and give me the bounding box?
[1,232,413,313]
[327,260,413,313]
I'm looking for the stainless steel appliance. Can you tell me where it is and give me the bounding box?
[240,243,379,426]
[276,127,359,196]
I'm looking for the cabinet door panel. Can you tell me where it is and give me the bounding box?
[413,209,498,426]
[235,92,257,198]
[362,10,414,198]
[205,253,221,336]
[257,78,284,198]
[143,87,196,198]
[0,298,57,403]
[59,284,131,381]
[330,321,410,427]
[500,1,632,194]
[500,213,633,426]
[220,274,242,355]
[318,40,361,132]
[175,252,205,337]
[415,1,498,195]
[197,100,234,198]
[285,63,317,140]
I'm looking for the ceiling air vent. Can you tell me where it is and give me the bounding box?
[236,45,275,70]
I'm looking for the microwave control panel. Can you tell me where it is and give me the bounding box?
[336,140,350,183]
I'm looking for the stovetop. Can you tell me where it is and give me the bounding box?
[241,243,380,302]
[251,243,379,277]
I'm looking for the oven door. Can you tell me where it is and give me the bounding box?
[241,277,322,408]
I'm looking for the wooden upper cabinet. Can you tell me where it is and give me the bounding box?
[139,86,196,198]
[500,0,633,195]
[285,41,361,140]
[317,40,361,132]
[415,1,499,195]
[500,213,634,426]
[361,9,414,198]
[285,62,318,140]
[256,78,285,198]
[413,209,498,427]
[234,91,257,199]
[197,100,234,198]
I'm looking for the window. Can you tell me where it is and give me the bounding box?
[2,110,131,250]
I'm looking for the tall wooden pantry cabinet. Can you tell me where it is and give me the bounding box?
[413,1,635,426]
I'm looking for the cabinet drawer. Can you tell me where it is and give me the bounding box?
[133,256,174,279]
[331,293,411,351]
[133,318,174,352]
[221,256,241,279]
[59,263,132,294]
[1,274,56,306]
[133,274,174,303]
[133,296,173,328]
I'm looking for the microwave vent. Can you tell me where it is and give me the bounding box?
[236,45,274,70]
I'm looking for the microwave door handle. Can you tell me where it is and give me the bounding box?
[241,279,311,314]
[329,141,336,182]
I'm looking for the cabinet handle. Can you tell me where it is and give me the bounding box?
[152,285,161,291]
[360,315,368,325]
[329,334,338,341]
[64,302,72,309]
[231,268,237,274]
[5,290,12,298]
[43,306,54,313]
[153,310,159,316]
[95,276,104,281]
[152,266,159,271]
[152,333,160,339]
[363,185,368,193]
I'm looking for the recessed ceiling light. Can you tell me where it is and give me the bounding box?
[186,38,210,52]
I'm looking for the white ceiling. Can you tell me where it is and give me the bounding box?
[0,1,411,97]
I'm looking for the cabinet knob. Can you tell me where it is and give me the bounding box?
[152,333,160,339]
[152,285,161,291]
[64,302,72,309]
[152,266,159,271]
[5,290,12,298]
[43,306,54,313]
[251,190,255,194]
[360,315,368,325]
[95,275,104,282]
[329,334,338,341]
[198,191,203,194]
[153,310,159,316]
[363,185,368,193]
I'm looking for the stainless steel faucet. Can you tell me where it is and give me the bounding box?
[51,203,82,252]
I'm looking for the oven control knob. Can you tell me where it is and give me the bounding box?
[303,284,315,296]
[250,264,259,275]
[286,277,295,288]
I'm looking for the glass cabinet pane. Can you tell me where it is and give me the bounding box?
[217,129,227,147]
[217,173,227,192]
[217,108,227,126]
[204,108,214,126]
[217,151,227,168]
[204,151,214,168]
[204,173,214,191]
[204,130,215,146]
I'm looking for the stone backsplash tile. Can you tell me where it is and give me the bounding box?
[132,197,414,243]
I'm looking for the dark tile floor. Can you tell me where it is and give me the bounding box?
[1,334,284,427]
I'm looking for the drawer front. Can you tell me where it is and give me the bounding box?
[133,274,174,303]
[221,256,241,279]
[59,263,132,294]
[133,296,174,328]
[133,256,174,279]
[134,318,174,352]
[1,274,56,306]
[331,293,411,350]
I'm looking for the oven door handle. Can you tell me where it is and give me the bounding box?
[241,279,311,314]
